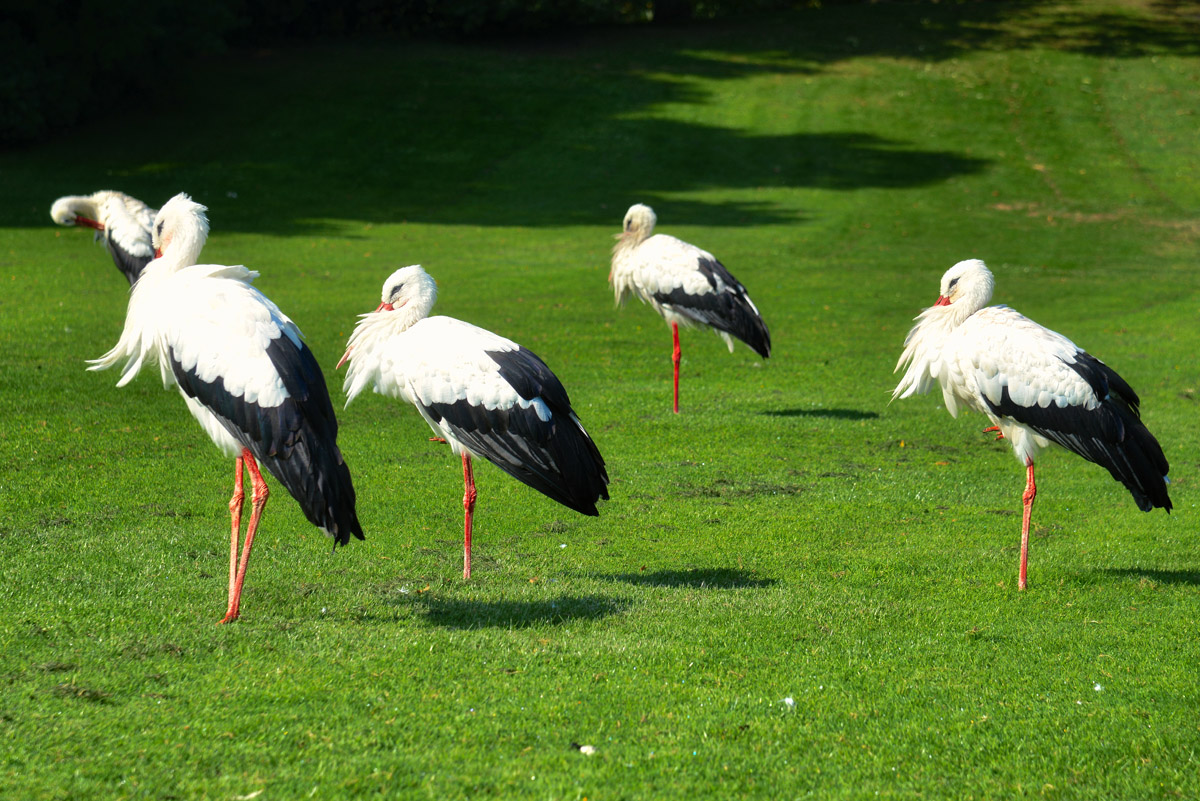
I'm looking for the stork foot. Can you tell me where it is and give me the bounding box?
[983,425,1005,441]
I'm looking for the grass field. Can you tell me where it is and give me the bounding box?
[2,1,1199,797]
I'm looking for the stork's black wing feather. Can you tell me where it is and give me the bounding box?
[652,257,771,358]
[984,351,1170,512]
[421,346,609,515]
[170,334,364,545]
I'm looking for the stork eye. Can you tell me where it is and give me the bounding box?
[156,221,165,236]
[947,277,959,291]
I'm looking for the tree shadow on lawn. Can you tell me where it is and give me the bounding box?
[1100,567,1200,586]
[691,0,1200,66]
[603,567,776,589]
[19,4,1008,233]
[22,1,1195,234]
[405,594,630,629]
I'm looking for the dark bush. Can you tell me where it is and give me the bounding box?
[0,0,239,145]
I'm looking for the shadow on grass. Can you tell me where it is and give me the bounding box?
[18,4,1005,233]
[763,408,879,421]
[20,1,1197,233]
[605,567,775,589]
[1101,568,1200,586]
[409,594,630,629]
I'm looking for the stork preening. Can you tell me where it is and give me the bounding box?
[893,259,1171,589]
[89,193,363,623]
[610,203,771,413]
[338,265,608,579]
[51,190,157,285]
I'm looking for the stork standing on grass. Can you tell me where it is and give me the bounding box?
[893,258,1171,589]
[89,193,363,623]
[338,265,608,579]
[610,203,771,413]
[51,191,157,285]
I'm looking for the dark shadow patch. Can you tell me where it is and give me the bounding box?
[763,408,879,420]
[51,682,113,704]
[674,477,804,499]
[414,594,628,629]
[1101,568,1200,586]
[605,567,775,589]
[121,639,184,661]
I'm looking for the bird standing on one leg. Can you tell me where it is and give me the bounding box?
[89,193,363,622]
[51,190,157,285]
[609,204,771,413]
[338,265,608,579]
[893,258,1171,589]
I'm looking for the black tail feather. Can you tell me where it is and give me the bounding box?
[985,353,1171,513]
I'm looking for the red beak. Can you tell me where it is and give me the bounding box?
[934,295,951,306]
[154,248,163,259]
[76,216,104,231]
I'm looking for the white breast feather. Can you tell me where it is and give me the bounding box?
[614,233,722,308]
[344,315,544,419]
[90,264,299,410]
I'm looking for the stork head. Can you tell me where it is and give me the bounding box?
[936,258,994,312]
[152,193,209,264]
[50,194,104,230]
[337,265,438,370]
[379,264,437,312]
[621,203,657,242]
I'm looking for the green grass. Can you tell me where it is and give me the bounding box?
[3,1,1200,797]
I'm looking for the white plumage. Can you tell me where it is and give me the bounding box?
[610,203,771,413]
[89,193,362,623]
[51,190,157,285]
[339,264,609,579]
[894,258,1170,589]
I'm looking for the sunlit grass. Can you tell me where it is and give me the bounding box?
[2,1,1199,798]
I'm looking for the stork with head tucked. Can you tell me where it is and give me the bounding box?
[51,190,157,285]
[893,258,1171,589]
[89,193,363,623]
[610,203,771,413]
[338,265,608,579]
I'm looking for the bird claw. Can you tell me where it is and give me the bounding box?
[429,437,448,444]
[982,426,1005,441]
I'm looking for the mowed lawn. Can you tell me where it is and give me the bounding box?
[2,1,1199,797]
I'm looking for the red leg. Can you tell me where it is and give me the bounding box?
[227,455,245,610]
[220,449,270,624]
[462,452,477,579]
[983,425,1005,440]
[1018,460,1036,591]
[671,322,681,414]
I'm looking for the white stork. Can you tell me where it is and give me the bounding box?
[89,193,363,623]
[893,258,1171,589]
[610,203,771,413]
[338,265,609,579]
[51,190,157,285]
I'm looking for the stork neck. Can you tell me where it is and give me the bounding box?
[159,231,207,272]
